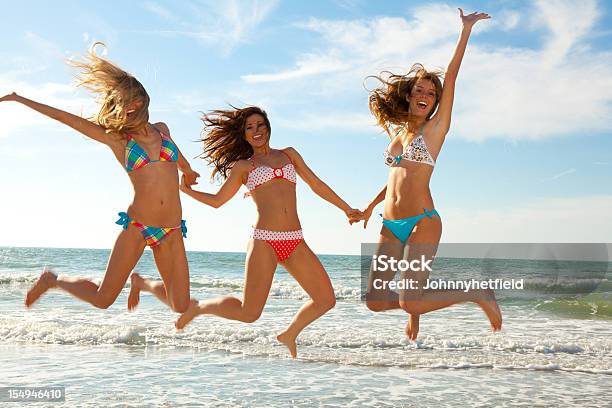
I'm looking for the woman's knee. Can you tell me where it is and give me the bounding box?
[240,308,263,323]
[166,285,190,313]
[399,299,423,314]
[366,298,390,312]
[92,295,116,309]
[315,294,336,312]
[170,297,190,314]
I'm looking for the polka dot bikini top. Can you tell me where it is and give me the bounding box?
[244,150,297,197]
[383,125,435,167]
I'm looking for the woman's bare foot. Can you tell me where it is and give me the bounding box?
[405,314,420,340]
[127,273,143,311]
[25,269,57,308]
[477,289,502,331]
[175,299,201,330]
[276,331,297,358]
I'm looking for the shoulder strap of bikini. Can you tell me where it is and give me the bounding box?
[279,149,293,164]
[151,124,168,139]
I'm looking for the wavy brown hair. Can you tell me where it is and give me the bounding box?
[200,106,271,181]
[68,42,150,135]
[368,63,443,137]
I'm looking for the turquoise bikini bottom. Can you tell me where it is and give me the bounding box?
[381,208,439,243]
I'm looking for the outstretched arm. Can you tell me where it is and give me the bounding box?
[0,92,115,144]
[155,122,200,186]
[179,161,248,208]
[285,147,361,222]
[430,9,490,139]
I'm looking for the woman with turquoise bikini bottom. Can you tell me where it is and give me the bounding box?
[358,8,502,340]
[0,43,199,314]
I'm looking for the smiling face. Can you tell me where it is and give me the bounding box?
[244,113,270,148]
[407,78,437,119]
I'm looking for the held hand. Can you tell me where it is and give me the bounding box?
[0,92,19,102]
[458,8,491,28]
[345,208,363,225]
[179,174,193,193]
[362,206,374,229]
[182,169,200,187]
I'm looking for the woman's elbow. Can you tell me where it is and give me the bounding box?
[211,197,227,208]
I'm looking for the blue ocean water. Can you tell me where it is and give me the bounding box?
[1,247,610,407]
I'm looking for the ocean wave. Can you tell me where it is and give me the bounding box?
[0,319,147,345]
[2,273,610,310]
[3,318,609,355]
[0,273,362,301]
[535,296,612,318]
[523,278,610,294]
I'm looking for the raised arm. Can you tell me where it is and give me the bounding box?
[429,9,490,139]
[154,122,200,186]
[179,160,249,208]
[285,147,360,222]
[0,92,116,145]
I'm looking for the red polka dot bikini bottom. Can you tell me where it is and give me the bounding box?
[251,228,304,262]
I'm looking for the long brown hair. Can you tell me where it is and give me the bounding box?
[367,63,443,137]
[68,42,150,135]
[200,106,271,181]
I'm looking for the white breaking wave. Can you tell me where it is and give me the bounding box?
[1,317,610,375]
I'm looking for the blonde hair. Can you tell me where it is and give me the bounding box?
[368,63,443,137]
[69,42,150,134]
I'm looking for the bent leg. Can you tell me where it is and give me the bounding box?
[399,216,502,331]
[176,239,277,329]
[135,229,191,313]
[365,227,405,312]
[26,226,145,309]
[277,241,336,358]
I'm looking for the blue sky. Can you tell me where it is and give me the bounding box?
[1,0,611,254]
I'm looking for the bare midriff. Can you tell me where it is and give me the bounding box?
[249,180,301,231]
[383,163,435,220]
[126,162,182,226]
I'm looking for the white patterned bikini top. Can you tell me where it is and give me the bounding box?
[383,126,435,167]
[244,150,297,197]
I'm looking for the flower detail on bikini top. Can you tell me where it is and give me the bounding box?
[125,128,179,172]
[383,133,435,167]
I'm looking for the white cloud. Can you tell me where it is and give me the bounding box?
[441,195,612,243]
[24,31,65,57]
[495,10,520,31]
[533,0,599,64]
[275,111,375,132]
[240,0,612,141]
[0,70,95,138]
[242,53,351,83]
[539,168,577,183]
[143,1,178,21]
[139,0,279,53]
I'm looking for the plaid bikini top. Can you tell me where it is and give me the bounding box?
[125,127,179,172]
